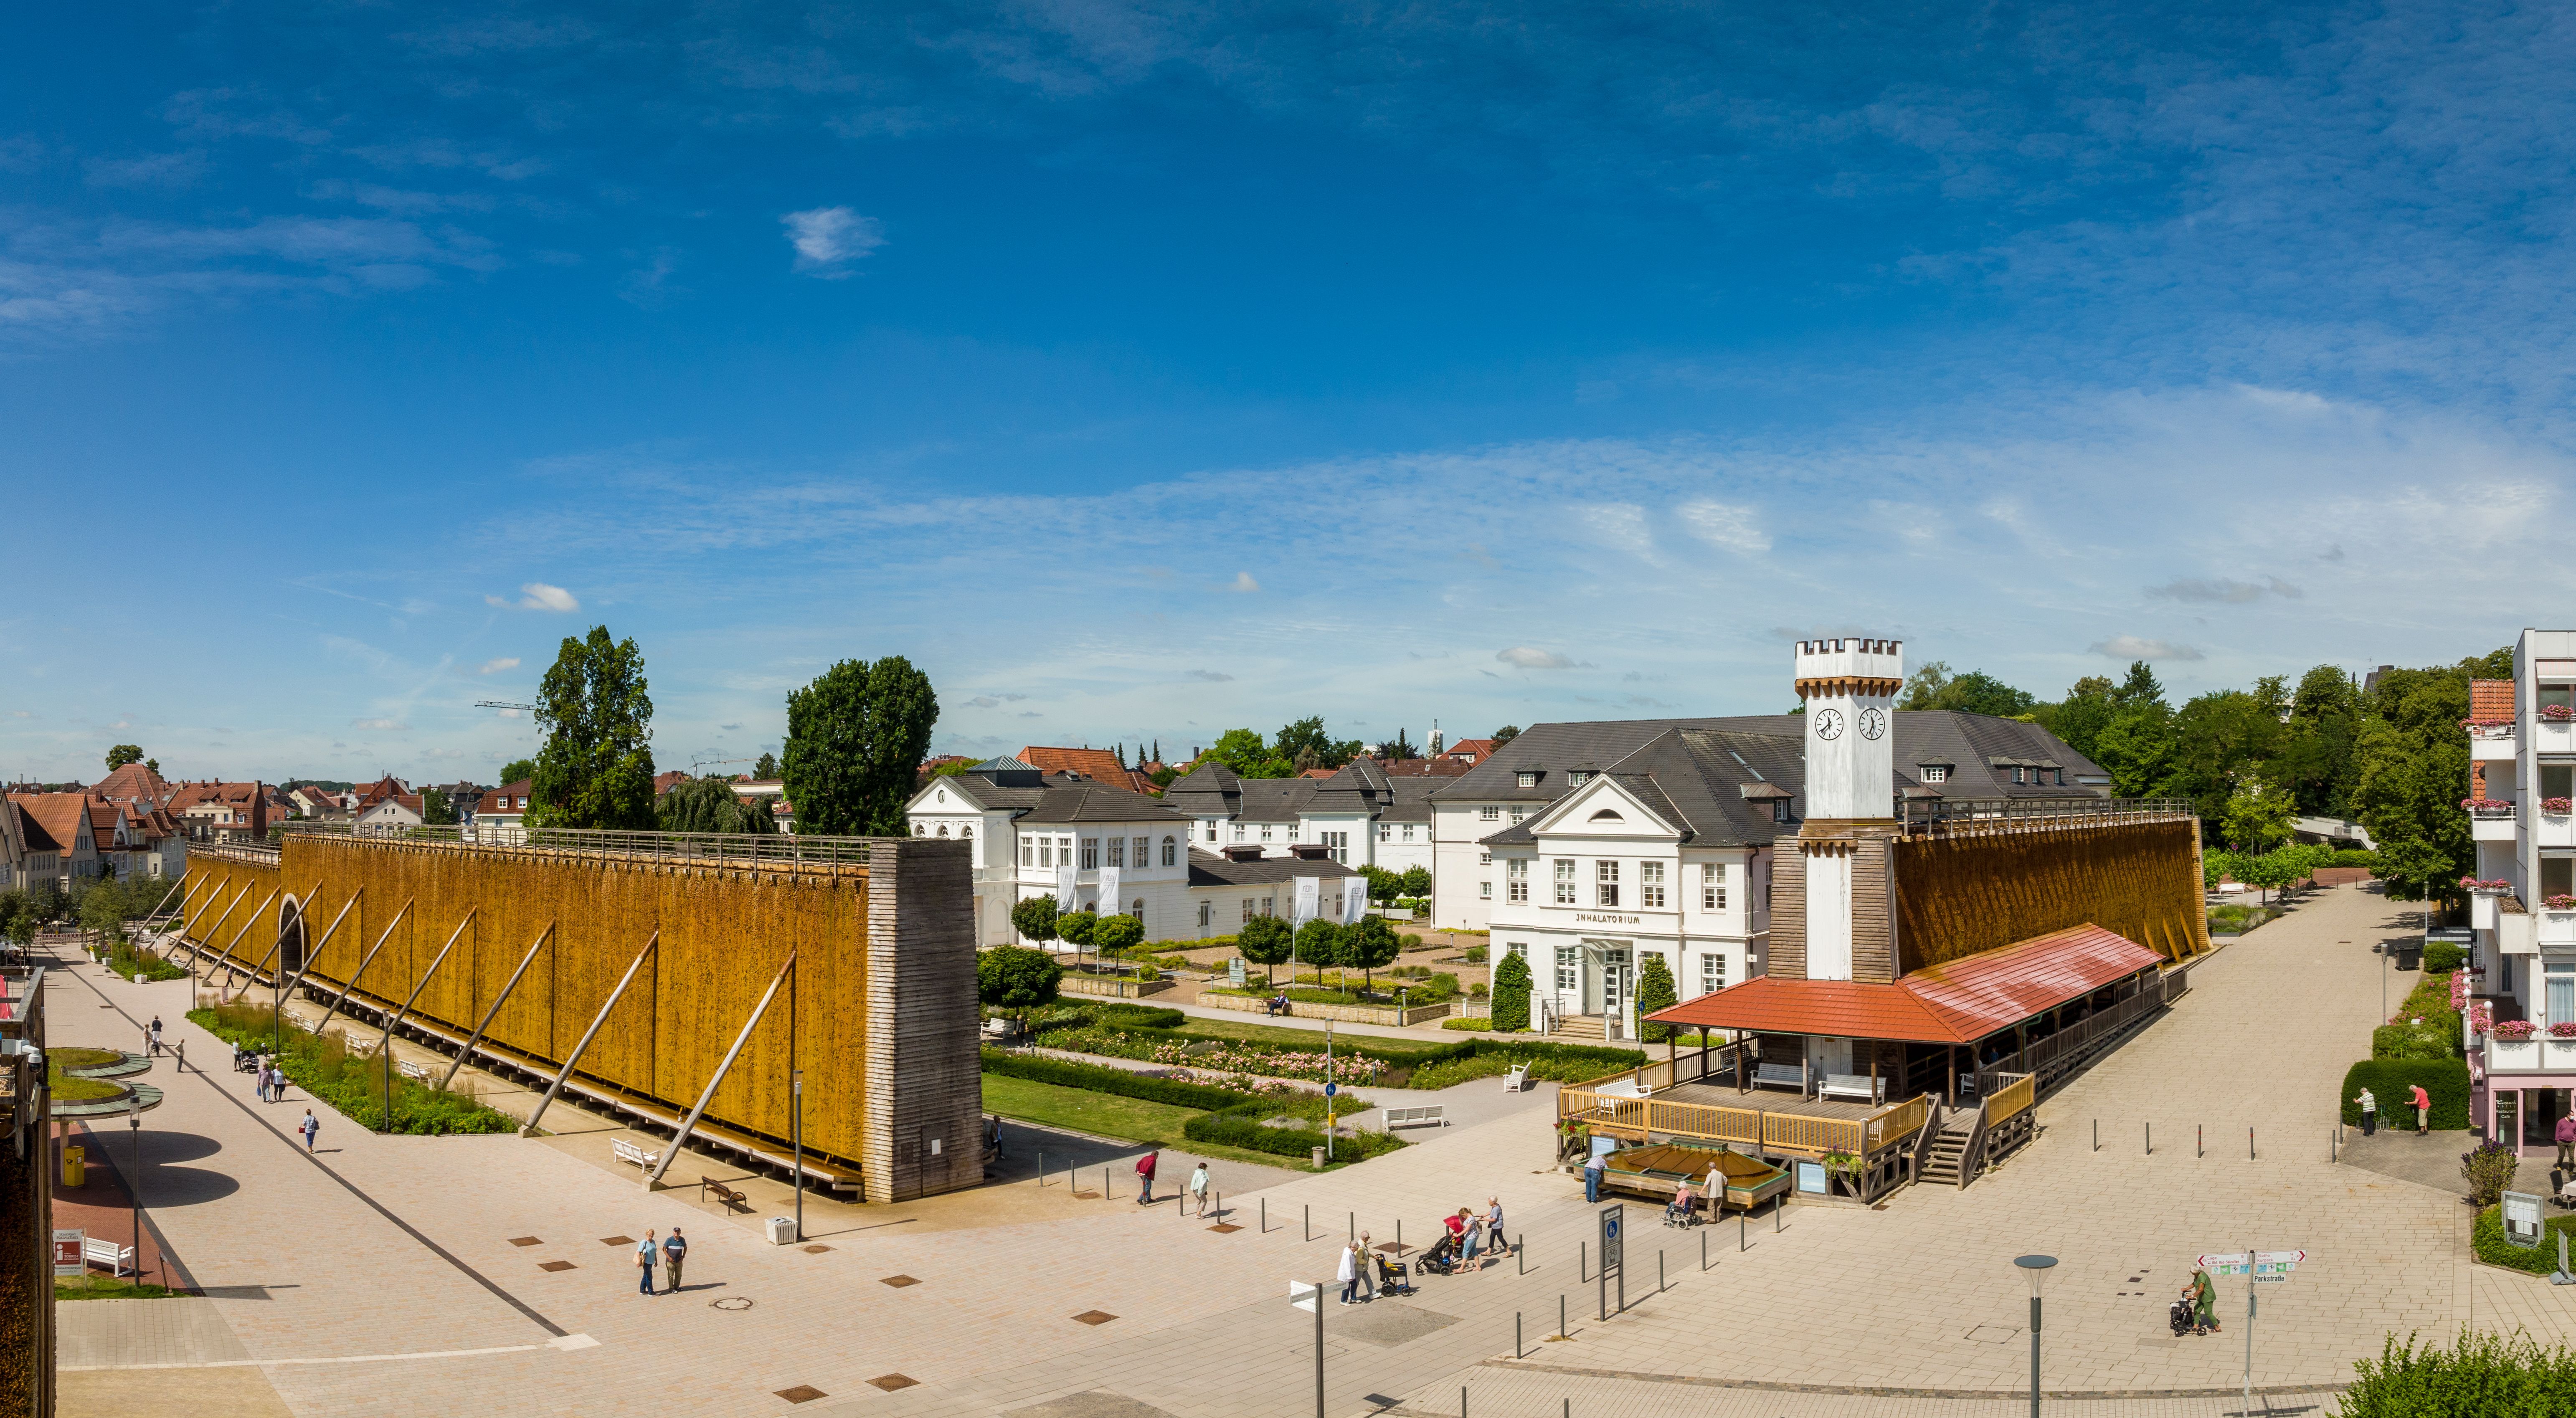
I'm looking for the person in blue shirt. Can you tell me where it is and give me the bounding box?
[662,1227,689,1291]
[636,1230,659,1295]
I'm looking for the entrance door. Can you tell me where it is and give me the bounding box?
[1815,1038,1853,1080]
[2496,1092,2520,1152]
[2526,1088,2566,1150]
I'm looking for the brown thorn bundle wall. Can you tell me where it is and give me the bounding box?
[1892,818,2209,975]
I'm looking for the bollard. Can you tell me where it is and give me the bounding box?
[1658,1250,1664,1293]
[1397,1218,1402,1251]
[2093,1119,2098,1152]
[1775,1197,1781,1233]
[2146,1122,2152,1156]
[1305,1204,1310,1241]
[1739,1214,1746,1252]
[2249,1126,2255,1161]
[1516,1311,1522,1358]
[1519,1240,1526,1275]
[2198,1124,2203,1158]
[1581,1241,1587,1282]
[1559,1293,1566,1340]
[2332,1127,2338,1164]
[1263,1197,1268,1232]
[1351,1212,1356,1244]
[1037,1149,1045,1185]
[1700,1230,1707,1271]
[1461,1387,1468,1418]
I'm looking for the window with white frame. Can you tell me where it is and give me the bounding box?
[1479,851,1491,865]
[1516,772,1539,787]
[1199,901,1213,929]
[1132,836,1148,867]
[1322,830,1347,863]
[1259,824,1273,842]
[1243,897,1258,923]
[960,825,972,840]
[1379,823,1391,842]
[1233,823,1246,841]
[1402,824,1415,841]
[1480,881,1491,899]
[1506,858,1529,902]
[1640,861,1664,908]
[1081,838,1098,869]
[1701,863,1725,910]
[1162,836,1177,866]
[1509,807,1526,824]
[1596,859,1620,907]
[1480,805,1501,821]
[1567,771,1591,786]
[1207,822,1219,842]
[1263,895,1275,915]
[1920,765,1949,783]
[1038,839,1052,867]
[1106,836,1124,867]
[1700,952,1726,994]
[1555,945,1579,992]
[1771,800,1790,823]
[1554,858,1576,903]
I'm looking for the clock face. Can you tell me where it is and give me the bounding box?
[1813,708,1844,741]
[1859,708,1887,741]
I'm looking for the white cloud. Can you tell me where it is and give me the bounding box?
[2145,577,2302,604]
[1497,646,1577,670]
[352,717,410,731]
[484,582,580,612]
[1222,571,1260,593]
[1186,669,1234,682]
[476,656,521,674]
[782,207,885,278]
[2089,636,2204,662]
[1676,500,1771,554]
[421,747,465,760]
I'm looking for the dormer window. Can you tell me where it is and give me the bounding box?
[1567,771,1591,786]
[1771,800,1790,823]
[1919,765,1949,784]
[1516,771,1539,788]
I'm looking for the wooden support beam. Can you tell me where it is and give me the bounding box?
[522,931,657,1137]
[205,890,281,978]
[383,908,476,1050]
[270,887,365,1010]
[312,897,414,1036]
[646,952,794,1190]
[440,922,553,1092]
[185,882,251,965]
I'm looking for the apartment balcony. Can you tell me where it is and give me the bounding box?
[2538,716,2576,755]
[2468,801,2518,843]
[2469,722,2517,762]
[2538,801,2576,848]
[2497,903,2536,956]
[2480,1028,2576,1076]
[2541,906,2576,950]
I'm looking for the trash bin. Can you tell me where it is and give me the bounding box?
[766,1216,796,1246]
[1311,1146,1327,1171]
[63,1145,83,1188]
[2394,943,2424,972]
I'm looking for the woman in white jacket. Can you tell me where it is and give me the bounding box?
[1337,1239,1362,1304]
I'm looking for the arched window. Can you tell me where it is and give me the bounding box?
[1161,836,1176,866]
[960,825,973,840]
[1587,809,1624,823]
[1130,897,1144,917]
[913,823,925,836]
[937,824,949,837]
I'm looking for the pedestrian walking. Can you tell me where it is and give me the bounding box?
[1355,1233,1378,1300]
[1135,1149,1157,1205]
[2188,1267,2219,1334]
[662,1227,688,1291]
[2556,1112,2575,1168]
[1483,1196,1507,1258]
[1583,1145,1606,1204]
[2410,1082,2432,1136]
[298,1109,319,1152]
[149,1017,163,1056]
[1337,1239,1361,1305]
[1188,1162,1210,1218]
[1456,1206,1484,1269]
[636,1230,659,1295]
[2355,1085,2377,1137]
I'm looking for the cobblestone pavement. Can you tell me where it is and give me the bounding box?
[48,885,2573,1418]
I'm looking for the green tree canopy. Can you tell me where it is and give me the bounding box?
[104,744,142,771]
[655,775,778,835]
[2353,661,2484,902]
[2221,778,2295,853]
[1055,910,1098,949]
[1237,914,1294,985]
[781,655,939,837]
[1397,866,1431,899]
[1340,915,1401,990]
[1491,726,1521,747]
[1489,947,1532,1032]
[1204,728,1292,778]
[1274,717,1364,772]
[1090,912,1143,965]
[1009,894,1059,945]
[499,758,536,787]
[753,751,779,779]
[977,944,1062,1024]
[530,625,657,830]
[1294,918,1344,976]
[1900,662,2037,718]
[1633,951,1680,1043]
[421,786,454,827]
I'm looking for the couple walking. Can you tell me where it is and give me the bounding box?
[1131,1151,1217,1217]
[633,1227,691,1294]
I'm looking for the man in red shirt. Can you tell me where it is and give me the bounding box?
[2409,1084,2431,1136]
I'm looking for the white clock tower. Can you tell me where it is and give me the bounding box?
[1790,637,1904,986]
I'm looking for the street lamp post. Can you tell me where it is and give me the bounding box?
[2015,1253,2057,1418]
[127,1099,144,1288]
[791,1068,805,1243]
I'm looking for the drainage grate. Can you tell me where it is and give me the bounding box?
[600,1236,635,1246]
[539,1261,576,1273]
[711,1296,755,1312]
[869,1375,918,1392]
[1208,1223,1242,1233]
[802,1244,833,1254]
[775,1385,828,1404]
[1071,1310,1119,1326]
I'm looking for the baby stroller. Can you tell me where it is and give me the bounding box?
[2168,1296,2193,1337]
[1372,1252,1415,1297]
[1415,1229,1464,1276]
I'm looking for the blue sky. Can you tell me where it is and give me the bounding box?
[8,1,2576,784]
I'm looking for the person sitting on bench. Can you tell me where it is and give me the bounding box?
[1266,992,1291,1016]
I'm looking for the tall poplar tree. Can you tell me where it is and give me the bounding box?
[530,625,656,829]
[781,656,939,836]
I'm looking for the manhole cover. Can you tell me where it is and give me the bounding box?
[711,1296,755,1312]
[775,1385,827,1403]
[1965,1325,2019,1344]
[869,1374,918,1392]
[539,1261,576,1273]
[1071,1310,1119,1325]
[509,1237,543,1248]
[881,1274,920,1288]
[802,1244,832,1254]
[601,1236,635,1247]
[1209,1223,1242,1233]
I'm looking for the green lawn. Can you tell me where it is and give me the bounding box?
[56,1275,176,1301]
[981,1073,1361,1173]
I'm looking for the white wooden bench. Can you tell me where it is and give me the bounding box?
[1383,1104,1448,1129]
[610,1138,662,1170]
[397,1060,429,1082]
[1753,1063,1806,1091]
[1501,1062,1530,1093]
[284,1011,318,1034]
[83,1237,136,1277]
[1818,1073,1884,1103]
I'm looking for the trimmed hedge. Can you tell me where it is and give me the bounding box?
[2340,1059,2472,1129]
[2343,1328,2576,1413]
[2424,941,2469,974]
[978,1048,1253,1111]
[1183,1099,1405,1162]
[2473,1205,2576,1276]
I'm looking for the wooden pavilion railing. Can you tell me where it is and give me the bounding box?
[1970,979,2170,1097]
[1983,1072,2035,1126]
[1558,1082,1929,1162]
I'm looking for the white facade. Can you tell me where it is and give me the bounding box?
[1430,798,1538,931]
[2471,630,2576,1153]
[1483,776,1770,1042]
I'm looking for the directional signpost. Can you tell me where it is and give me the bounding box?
[2205,1246,2305,1412]
[1290,1281,1324,1418]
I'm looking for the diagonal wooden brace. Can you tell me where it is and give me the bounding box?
[312,896,414,1036]
[522,931,657,1137]
[645,952,794,1190]
[383,908,476,1056]
[439,922,553,1092]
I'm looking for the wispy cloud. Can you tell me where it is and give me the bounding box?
[782,206,885,277]
[351,717,409,731]
[476,657,520,674]
[2090,636,2203,662]
[1676,501,1770,554]
[2145,577,2302,604]
[484,582,579,612]
[1185,669,1233,682]
[1497,646,1578,670]
[1220,572,1260,593]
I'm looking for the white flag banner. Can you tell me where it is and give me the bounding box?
[1098,866,1122,919]
[1340,878,1367,924]
[1055,862,1078,911]
[1293,875,1321,925]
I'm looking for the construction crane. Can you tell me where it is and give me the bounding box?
[475,699,536,718]
[689,756,759,776]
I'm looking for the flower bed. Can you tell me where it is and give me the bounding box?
[1039,1026,1389,1084]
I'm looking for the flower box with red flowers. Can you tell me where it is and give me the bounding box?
[2549,1023,2576,1040]
[2495,1019,2539,1041]
[2461,798,2515,818]
[2462,718,2517,739]
[2543,704,2576,722]
[2463,877,2513,894]
[2545,798,2574,815]
[2546,895,2576,911]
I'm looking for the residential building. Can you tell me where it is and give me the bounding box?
[1160,757,1440,878]
[1015,745,1158,795]
[5,794,99,889]
[470,780,534,843]
[352,775,409,812]
[287,785,350,820]
[2464,630,2576,1154]
[730,779,799,833]
[904,757,1359,948]
[1430,709,2110,932]
[165,781,271,843]
[1440,737,1500,765]
[652,770,694,795]
[353,793,426,836]
[90,762,174,810]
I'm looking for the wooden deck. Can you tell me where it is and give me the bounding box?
[1560,1076,1929,1162]
[1656,1084,1886,1124]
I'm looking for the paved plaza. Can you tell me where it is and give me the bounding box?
[45,883,2576,1417]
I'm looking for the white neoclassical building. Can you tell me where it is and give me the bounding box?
[1159,757,1440,879]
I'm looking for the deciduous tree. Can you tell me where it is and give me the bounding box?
[656,775,776,835]
[1237,914,1293,986]
[978,944,1062,1028]
[104,744,142,771]
[1341,915,1401,992]
[1490,948,1532,1032]
[530,626,657,830]
[1009,894,1059,947]
[781,655,939,836]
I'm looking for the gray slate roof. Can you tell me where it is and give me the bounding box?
[1163,757,1440,825]
[1477,727,1811,848]
[931,769,1187,825]
[1185,848,1359,887]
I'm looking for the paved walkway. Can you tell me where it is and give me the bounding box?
[50,884,2573,1418]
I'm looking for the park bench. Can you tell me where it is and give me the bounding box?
[284,1010,318,1034]
[1501,1062,1530,1093]
[83,1237,135,1277]
[1383,1104,1448,1130]
[610,1138,662,1171]
[1753,1062,1806,1092]
[397,1060,429,1082]
[700,1176,752,1214]
[1818,1073,1884,1104]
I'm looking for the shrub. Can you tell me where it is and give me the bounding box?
[2373,1022,2455,1061]
[1490,949,1532,1032]
[1182,1098,1405,1163]
[978,945,1062,1023]
[2331,848,2381,869]
[1010,894,1060,945]
[2470,1207,2576,1277]
[2339,1060,2471,1129]
[1095,1003,1187,1030]
[978,1048,1256,1110]
[2424,941,2468,974]
[1459,944,1488,963]
[1634,952,1679,1043]
[1442,1016,1497,1031]
[187,1003,514,1134]
[2343,1327,2576,1412]
[2462,1141,2521,1207]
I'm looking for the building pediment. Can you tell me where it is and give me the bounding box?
[1523,774,1681,842]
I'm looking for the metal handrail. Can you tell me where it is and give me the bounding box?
[267,820,878,865]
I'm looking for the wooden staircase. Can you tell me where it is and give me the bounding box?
[1917,1110,1983,1187]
